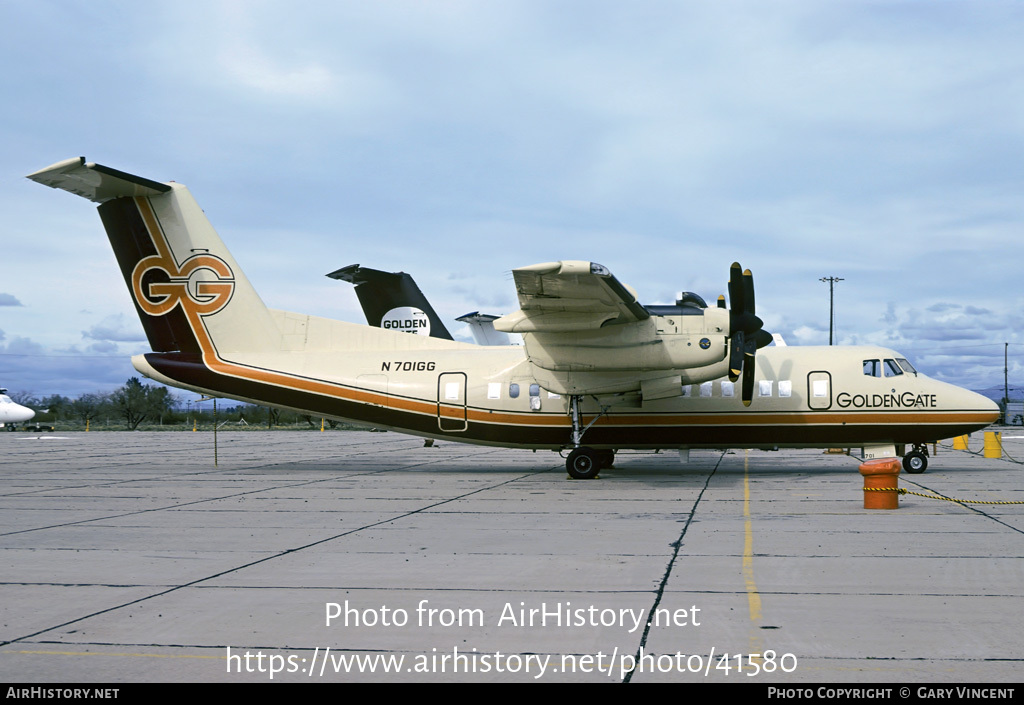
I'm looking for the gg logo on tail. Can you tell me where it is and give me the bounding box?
[130,199,235,318]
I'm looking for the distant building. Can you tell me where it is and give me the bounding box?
[1006,401,1024,426]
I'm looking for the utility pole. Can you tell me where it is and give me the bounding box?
[1005,342,1009,425]
[819,276,844,345]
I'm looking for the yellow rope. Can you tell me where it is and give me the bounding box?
[863,487,1024,505]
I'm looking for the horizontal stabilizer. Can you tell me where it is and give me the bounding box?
[27,157,171,203]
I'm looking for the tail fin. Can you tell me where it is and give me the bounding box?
[28,157,280,357]
[327,264,454,340]
[455,312,511,346]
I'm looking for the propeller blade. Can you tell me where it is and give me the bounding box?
[743,268,754,314]
[742,353,755,406]
[728,262,743,314]
[724,261,770,405]
[729,330,744,382]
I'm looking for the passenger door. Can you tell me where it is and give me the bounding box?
[807,372,832,410]
[436,372,468,432]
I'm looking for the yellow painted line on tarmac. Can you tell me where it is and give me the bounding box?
[743,451,764,657]
[743,452,762,622]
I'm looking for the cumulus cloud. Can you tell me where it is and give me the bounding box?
[86,341,120,354]
[0,335,44,356]
[82,315,146,343]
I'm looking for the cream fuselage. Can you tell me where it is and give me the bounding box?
[135,316,998,452]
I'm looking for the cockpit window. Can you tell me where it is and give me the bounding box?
[896,358,917,375]
[883,359,903,377]
[863,360,881,377]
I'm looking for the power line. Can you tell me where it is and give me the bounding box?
[819,276,844,345]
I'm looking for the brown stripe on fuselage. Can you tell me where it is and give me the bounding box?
[143,352,996,449]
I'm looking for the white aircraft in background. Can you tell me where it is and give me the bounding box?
[456,312,513,346]
[0,389,36,430]
[28,157,1000,478]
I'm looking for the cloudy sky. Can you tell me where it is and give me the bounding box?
[2,1,1023,399]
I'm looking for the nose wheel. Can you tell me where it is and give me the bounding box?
[902,447,928,474]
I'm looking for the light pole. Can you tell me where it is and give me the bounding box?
[819,276,844,345]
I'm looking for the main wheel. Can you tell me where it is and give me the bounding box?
[903,450,928,474]
[567,447,601,480]
[597,449,615,468]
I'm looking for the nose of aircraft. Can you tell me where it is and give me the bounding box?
[969,388,1001,425]
[1,397,35,423]
[10,404,35,423]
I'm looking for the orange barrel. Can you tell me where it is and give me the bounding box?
[859,457,901,510]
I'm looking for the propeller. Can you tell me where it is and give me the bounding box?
[725,262,770,407]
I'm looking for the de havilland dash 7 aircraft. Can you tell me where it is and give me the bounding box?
[27,157,999,478]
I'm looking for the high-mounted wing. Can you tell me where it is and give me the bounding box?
[494,260,769,404]
[494,261,648,333]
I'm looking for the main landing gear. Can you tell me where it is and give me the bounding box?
[566,447,615,480]
[902,445,929,474]
[564,395,615,479]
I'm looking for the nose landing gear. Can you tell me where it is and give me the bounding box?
[902,446,929,474]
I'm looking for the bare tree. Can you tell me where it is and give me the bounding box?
[110,378,176,430]
[71,393,110,426]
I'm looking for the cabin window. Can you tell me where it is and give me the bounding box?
[529,384,541,410]
[759,380,773,397]
[896,358,917,375]
[883,359,903,377]
[445,382,460,400]
[547,392,561,399]
[699,382,713,398]
[863,360,881,377]
[681,385,692,397]
[509,383,520,398]
[779,380,792,397]
[487,382,501,400]
[813,380,828,397]
[721,381,735,397]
